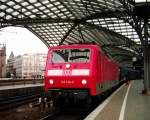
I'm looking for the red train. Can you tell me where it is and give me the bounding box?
[44,44,120,104]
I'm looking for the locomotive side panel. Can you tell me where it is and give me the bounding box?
[99,52,119,92]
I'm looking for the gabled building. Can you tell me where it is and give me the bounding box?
[6,51,15,77]
[0,44,6,78]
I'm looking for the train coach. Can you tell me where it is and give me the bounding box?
[44,44,120,105]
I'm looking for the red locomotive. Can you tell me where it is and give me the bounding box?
[44,44,120,104]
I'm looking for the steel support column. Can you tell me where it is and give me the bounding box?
[143,18,150,93]
[143,46,150,93]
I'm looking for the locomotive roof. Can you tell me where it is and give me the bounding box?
[1,0,145,67]
[50,44,98,47]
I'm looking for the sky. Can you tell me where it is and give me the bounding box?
[0,26,48,59]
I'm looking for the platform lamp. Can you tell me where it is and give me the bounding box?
[132,57,137,62]
[132,57,137,70]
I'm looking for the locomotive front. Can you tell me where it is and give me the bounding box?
[44,45,98,102]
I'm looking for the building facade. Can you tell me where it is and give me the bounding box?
[13,53,47,78]
[0,44,6,78]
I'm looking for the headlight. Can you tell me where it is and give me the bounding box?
[66,64,70,68]
[81,79,87,85]
[49,79,54,84]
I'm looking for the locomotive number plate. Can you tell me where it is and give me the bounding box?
[61,80,74,84]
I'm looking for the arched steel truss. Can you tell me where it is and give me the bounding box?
[1,0,149,66]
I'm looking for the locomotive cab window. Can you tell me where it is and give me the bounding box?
[51,48,90,63]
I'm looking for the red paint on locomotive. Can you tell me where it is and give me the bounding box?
[44,44,119,97]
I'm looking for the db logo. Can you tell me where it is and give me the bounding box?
[63,70,72,76]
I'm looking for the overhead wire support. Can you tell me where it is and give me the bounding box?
[77,24,85,43]
[59,22,78,45]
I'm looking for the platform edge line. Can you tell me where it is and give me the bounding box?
[118,81,133,120]
[84,84,125,120]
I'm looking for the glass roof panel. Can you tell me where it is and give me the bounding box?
[0,0,142,65]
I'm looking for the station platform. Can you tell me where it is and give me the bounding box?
[0,83,44,91]
[85,80,150,120]
[0,84,44,101]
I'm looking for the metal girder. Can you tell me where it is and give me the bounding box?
[5,16,139,53]
[103,45,140,60]
[111,53,137,58]
[102,43,128,48]
[83,9,141,45]
[59,22,78,45]
[82,10,127,20]
[82,21,138,49]
[118,57,132,64]
[0,0,144,67]
[118,0,134,12]
[1,18,74,25]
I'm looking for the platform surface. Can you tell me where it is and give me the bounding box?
[85,80,150,120]
[0,84,44,91]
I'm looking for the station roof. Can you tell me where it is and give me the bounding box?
[1,0,147,66]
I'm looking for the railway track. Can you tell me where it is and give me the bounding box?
[39,108,88,120]
[39,84,122,120]
[39,109,61,120]
[0,93,43,111]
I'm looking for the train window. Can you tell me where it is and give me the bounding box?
[51,48,90,63]
[51,52,65,63]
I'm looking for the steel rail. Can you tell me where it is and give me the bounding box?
[0,93,43,111]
